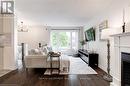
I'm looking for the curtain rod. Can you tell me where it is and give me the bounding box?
[51,29,80,30]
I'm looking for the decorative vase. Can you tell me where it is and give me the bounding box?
[122,22,125,33]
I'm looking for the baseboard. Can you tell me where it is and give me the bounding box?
[110,76,121,86]
[0,68,18,82]
[3,65,17,70]
[98,64,107,72]
[110,83,117,86]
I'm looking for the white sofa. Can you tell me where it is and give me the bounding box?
[24,54,48,68]
[24,48,70,71]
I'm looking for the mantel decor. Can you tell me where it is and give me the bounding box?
[122,8,126,33]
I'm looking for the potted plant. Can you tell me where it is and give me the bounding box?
[80,40,86,50]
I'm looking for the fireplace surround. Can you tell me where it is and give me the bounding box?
[110,32,130,86]
[121,52,130,86]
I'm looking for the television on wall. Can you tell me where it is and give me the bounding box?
[85,27,95,41]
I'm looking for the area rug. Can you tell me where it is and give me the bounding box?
[44,56,97,75]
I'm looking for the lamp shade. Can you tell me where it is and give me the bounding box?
[101,28,115,40]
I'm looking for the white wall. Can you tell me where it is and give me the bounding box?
[18,26,50,49]
[0,48,3,69]
[0,14,3,69]
[84,0,130,72]
[3,15,17,70]
[0,14,17,70]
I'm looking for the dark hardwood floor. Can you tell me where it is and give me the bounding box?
[0,60,110,86]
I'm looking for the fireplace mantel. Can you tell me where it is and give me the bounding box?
[110,32,130,86]
[111,32,130,37]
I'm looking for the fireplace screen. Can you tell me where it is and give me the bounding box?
[121,52,130,86]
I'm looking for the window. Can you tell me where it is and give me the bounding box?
[50,30,78,51]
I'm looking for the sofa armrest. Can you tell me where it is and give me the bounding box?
[24,55,48,68]
[24,55,48,59]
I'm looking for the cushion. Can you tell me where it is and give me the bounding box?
[42,46,53,54]
[47,47,53,52]
[28,49,44,55]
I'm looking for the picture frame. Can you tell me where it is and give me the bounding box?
[99,20,109,41]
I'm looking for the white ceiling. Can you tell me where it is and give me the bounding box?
[15,0,127,26]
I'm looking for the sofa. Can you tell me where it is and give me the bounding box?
[24,47,70,71]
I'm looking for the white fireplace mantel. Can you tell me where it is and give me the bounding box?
[111,32,130,37]
[110,32,130,86]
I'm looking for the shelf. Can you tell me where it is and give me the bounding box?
[111,32,130,37]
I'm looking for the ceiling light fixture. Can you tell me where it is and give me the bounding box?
[18,21,28,32]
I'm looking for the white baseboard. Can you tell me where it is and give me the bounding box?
[98,64,107,72]
[110,76,121,86]
[110,82,120,86]
[110,83,117,86]
[3,65,17,70]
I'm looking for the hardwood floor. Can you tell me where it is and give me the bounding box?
[0,61,110,86]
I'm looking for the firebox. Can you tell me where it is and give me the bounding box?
[121,52,130,86]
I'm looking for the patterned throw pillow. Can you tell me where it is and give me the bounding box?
[28,49,43,55]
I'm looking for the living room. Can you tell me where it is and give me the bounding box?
[0,0,130,86]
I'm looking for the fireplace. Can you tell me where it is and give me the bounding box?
[121,52,130,86]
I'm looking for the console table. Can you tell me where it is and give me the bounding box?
[78,49,98,67]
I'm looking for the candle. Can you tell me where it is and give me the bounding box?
[123,8,125,23]
[122,8,125,33]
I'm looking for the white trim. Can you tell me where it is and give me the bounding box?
[98,64,107,72]
[110,76,121,86]
[47,26,82,30]
[111,34,130,86]
[111,32,130,37]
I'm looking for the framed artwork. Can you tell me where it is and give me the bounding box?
[99,20,109,41]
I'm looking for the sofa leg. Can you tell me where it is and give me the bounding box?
[25,68,29,77]
[25,68,28,72]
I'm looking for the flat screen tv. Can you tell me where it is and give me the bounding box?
[85,27,95,41]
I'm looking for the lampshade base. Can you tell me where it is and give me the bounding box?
[103,74,113,82]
